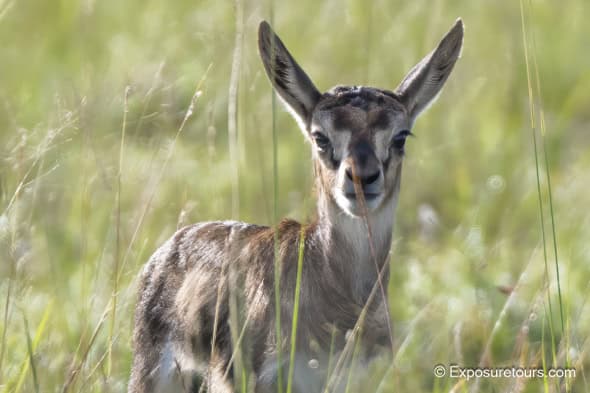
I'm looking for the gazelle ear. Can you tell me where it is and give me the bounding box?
[395,19,464,123]
[258,21,322,130]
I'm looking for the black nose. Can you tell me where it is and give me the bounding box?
[345,168,380,186]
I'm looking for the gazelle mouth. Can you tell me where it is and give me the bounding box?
[345,192,380,201]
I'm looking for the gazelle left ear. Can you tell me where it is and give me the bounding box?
[395,19,464,123]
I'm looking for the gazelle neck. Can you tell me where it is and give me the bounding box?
[314,189,397,299]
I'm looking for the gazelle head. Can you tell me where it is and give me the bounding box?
[259,20,463,217]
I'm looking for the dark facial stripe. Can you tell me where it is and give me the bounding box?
[369,109,393,130]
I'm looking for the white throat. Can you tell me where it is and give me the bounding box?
[318,194,398,294]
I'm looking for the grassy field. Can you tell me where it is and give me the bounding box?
[1,0,589,392]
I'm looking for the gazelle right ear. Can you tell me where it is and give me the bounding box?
[258,21,322,130]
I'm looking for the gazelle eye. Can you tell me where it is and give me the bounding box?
[312,132,332,151]
[390,130,413,151]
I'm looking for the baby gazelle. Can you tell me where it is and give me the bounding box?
[129,19,463,393]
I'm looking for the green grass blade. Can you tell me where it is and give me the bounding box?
[107,85,130,377]
[10,301,52,393]
[323,326,337,392]
[541,313,549,393]
[0,278,12,379]
[540,102,565,338]
[518,0,558,364]
[526,0,566,337]
[286,228,306,393]
[228,0,245,388]
[62,302,110,392]
[344,333,362,393]
[268,3,283,392]
[22,312,39,393]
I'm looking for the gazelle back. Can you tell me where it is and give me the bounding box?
[129,19,463,393]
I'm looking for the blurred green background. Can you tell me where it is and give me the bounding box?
[0,0,589,392]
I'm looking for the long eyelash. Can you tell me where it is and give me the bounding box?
[395,130,414,140]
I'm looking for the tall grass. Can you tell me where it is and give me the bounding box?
[286,228,306,393]
[519,0,567,375]
[107,85,130,378]
[267,3,286,393]
[4,303,51,393]
[0,0,589,392]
